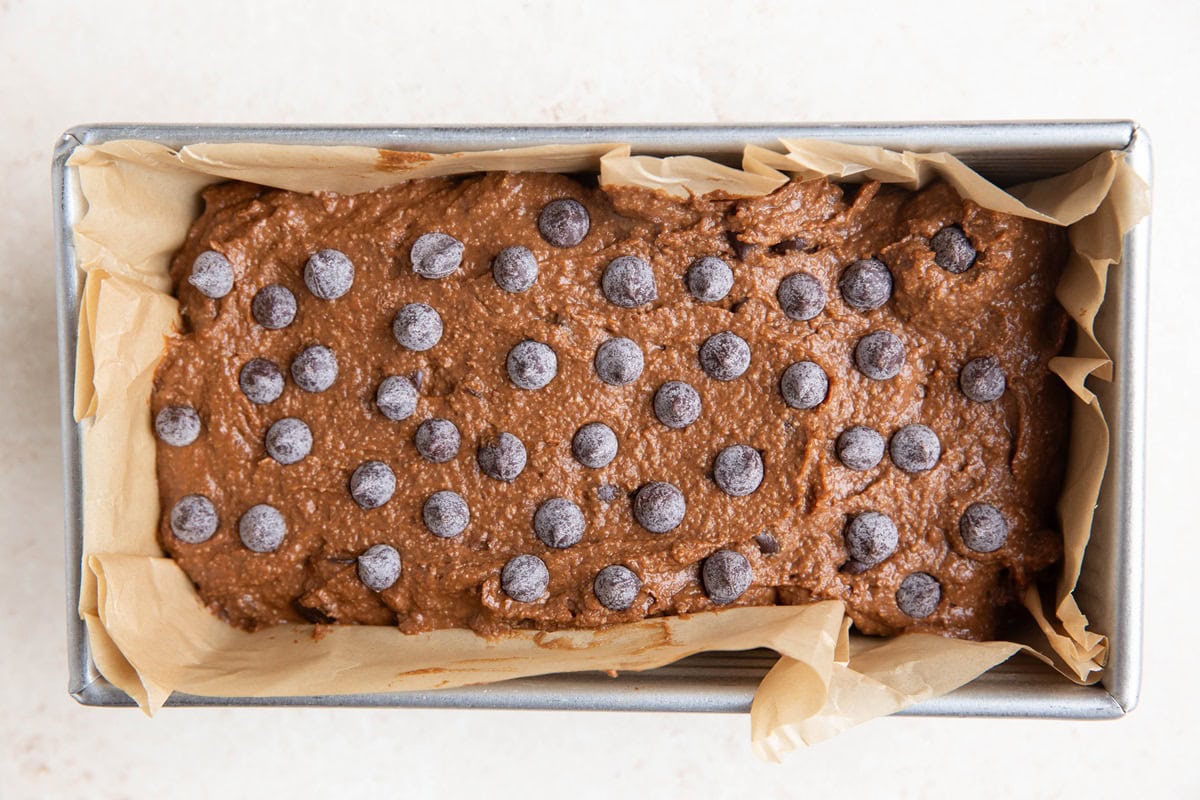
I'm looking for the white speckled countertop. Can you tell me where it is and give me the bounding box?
[1,1,1195,796]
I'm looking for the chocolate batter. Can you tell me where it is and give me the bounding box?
[152,172,1068,640]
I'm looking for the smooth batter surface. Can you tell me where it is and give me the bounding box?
[153,172,1068,640]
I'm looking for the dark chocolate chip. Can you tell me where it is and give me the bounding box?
[304,248,354,299]
[422,490,470,539]
[890,424,941,473]
[701,549,752,605]
[265,417,312,465]
[896,572,942,618]
[836,426,885,471]
[239,358,285,404]
[507,340,558,390]
[169,495,218,544]
[633,482,686,533]
[712,444,764,497]
[572,422,618,468]
[290,345,338,393]
[349,461,396,509]
[477,432,527,482]
[538,199,590,248]
[594,337,644,386]
[776,271,827,321]
[597,484,622,503]
[188,250,234,299]
[251,284,297,329]
[376,375,418,421]
[959,356,1006,403]
[392,303,443,352]
[754,532,780,555]
[686,256,734,303]
[854,331,905,380]
[699,331,751,381]
[726,232,756,261]
[492,246,539,293]
[594,565,641,611]
[771,237,813,254]
[841,560,870,575]
[780,361,829,410]
[930,226,977,273]
[501,554,549,602]
[238,504,286,553]
[410,232,464,279]
[155,405,201,447]
[959,503,1009,553]
[357,544,401,591]
[414,418,460,463]
[839,258,893,311]
[844,511,899,567]
[602,256,658,308]
[653,381,701,429]
[534,498,585,549]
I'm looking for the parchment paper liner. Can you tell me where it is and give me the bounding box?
[66,136,1148,759]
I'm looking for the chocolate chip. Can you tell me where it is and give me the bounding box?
[410,232,464,278]
[376,375,418,421]
[594,565,641,611]
[776,272,827,321]
[349,461,396,509]
[686,256,734,302]
[702,550,752,605]
[357,544,401,591]
[572,422,618,468]
[896,572,942,618]
[594,337,644,386]
[251,284,297,329]
[501,554,549,602]
[890,424,941,473]
[726,232,756,261]
[713,444,764,497]
[304,249,355,299]
[477,432,527,481]
[507,340,558,390]
[699,331,751,381]
[492,246,539,293]
[959,356,1006,403]
[538,199,590,248]
[772,237,812,254]
[959,503,1009,553]
[392,303,443,352]
[653,381,701,429]
[265,417,312,465]
[534,498,585,549]
[188,250,234,299]
[854,331,905,380]
[633,482,685,533]
[780,361,829,409]
[931,226,977,273]
[239,358,284,404]
[155,405,201,447]
[414,418,460,463]
[290,345,338,393]
[844,511,899,567]
[839,258,893,311]
[602,256,657,308]
[597,484,622,502]
[836,426,885,470]
[754,532,780,555]
[169,495,218,544]
[238,504,286,553]
[422,490,470,539]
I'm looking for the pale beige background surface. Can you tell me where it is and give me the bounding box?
[1,1,1195,796]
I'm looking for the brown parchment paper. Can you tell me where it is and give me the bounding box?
[67,136,1148,759]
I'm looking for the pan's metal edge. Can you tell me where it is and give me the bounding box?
[1099,125,1151,713]
[56,122,1143,718]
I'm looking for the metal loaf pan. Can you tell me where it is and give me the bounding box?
[54,122,1150,716]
